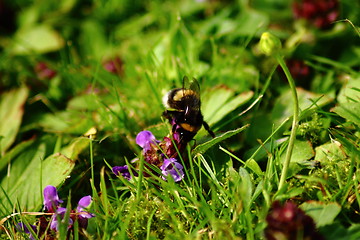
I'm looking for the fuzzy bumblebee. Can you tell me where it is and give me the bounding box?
[162,77,215,142]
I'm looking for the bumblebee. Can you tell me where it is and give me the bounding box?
[162,77,215,142]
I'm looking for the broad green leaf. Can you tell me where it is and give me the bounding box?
[192,125,249,156]
[1,153,75,211]
[332,102,360,127]
[337,77,360,104]
[275,187,305,200]
[11,25,64,54]
[244,159,263,176]
[1,142,47,191]
[314,141,346,162]
[37,111,94,134]
[280,140,314,164]
[272,88,333,128]
[0,138,88,212]
[0,87,28,155]
[0,139,35,172]
[320,223,360,240]
[300,201,341,227]
[60,137,90,160]
[67,94,102,111]
[238,167,253,209]
[280,140,314,177]
[202,86,253,126]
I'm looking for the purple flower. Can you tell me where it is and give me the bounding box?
[112,165,137,180]
[50,207,73,231]
[43,185,63,212]
[76,196,95,229]
[160,158,184,182]
[50,196,95,231]
[136,130,159,151]
[16,223,37,240]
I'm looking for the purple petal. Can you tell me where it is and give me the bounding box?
[160,158,184,182]
[50,215,59,231]
[50,207,73,231]
[77,196,92,210]
[135,130,159,151]
[112,165,137,180]
[43,185,63,212]
[77,196,95,218]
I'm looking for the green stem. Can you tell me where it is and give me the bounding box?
[276,54,299,191]
[136,156,145,203]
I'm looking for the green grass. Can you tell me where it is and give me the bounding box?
[0,0,360,239]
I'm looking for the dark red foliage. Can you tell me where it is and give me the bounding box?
[287,59,311,81]
[278,59,312,89]
[293,0,339,29]
[35,62,57,80]
[265,201,324,240]
[103,56,124,76]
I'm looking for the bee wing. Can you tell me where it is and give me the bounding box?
[182,76,200,92]
[182,76,190,91]
[189,77,200,96]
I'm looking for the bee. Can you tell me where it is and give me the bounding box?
[162,77,215,142]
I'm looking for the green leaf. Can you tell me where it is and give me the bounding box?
[0,87,28,155]
[37,111,94,134]
[238,167,253,209]
[272,88,333,128]
[192,125,249,156]
[320,223,360,240]
[60,137,90,160]
[336,77,360,104]
[0,139,35,172]
[300,201,341,227]
[202,86,254,126]
[280,140,314,164]
[244,158,263,176]
[332,102,360,127]
[314,142,346,162]
[0,137,88,212]
[1,153,75,211]
[11,25,64,54]
[279,140,315,178]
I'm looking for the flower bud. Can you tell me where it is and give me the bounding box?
[259,32,282,56]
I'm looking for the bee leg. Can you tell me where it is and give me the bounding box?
[162,110,171,119]
[203,121,215,138]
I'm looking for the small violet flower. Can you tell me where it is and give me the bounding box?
[16,186,95,238]
[112,165,137,180]
[136,130,159,151]
[113,130,186,182]
[160,158,184,182]
[50,207,73,231]
[16,223,37,240]
[43,185,63,212]
[50,194,95,231]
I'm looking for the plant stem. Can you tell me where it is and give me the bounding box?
[276,54,299,191]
